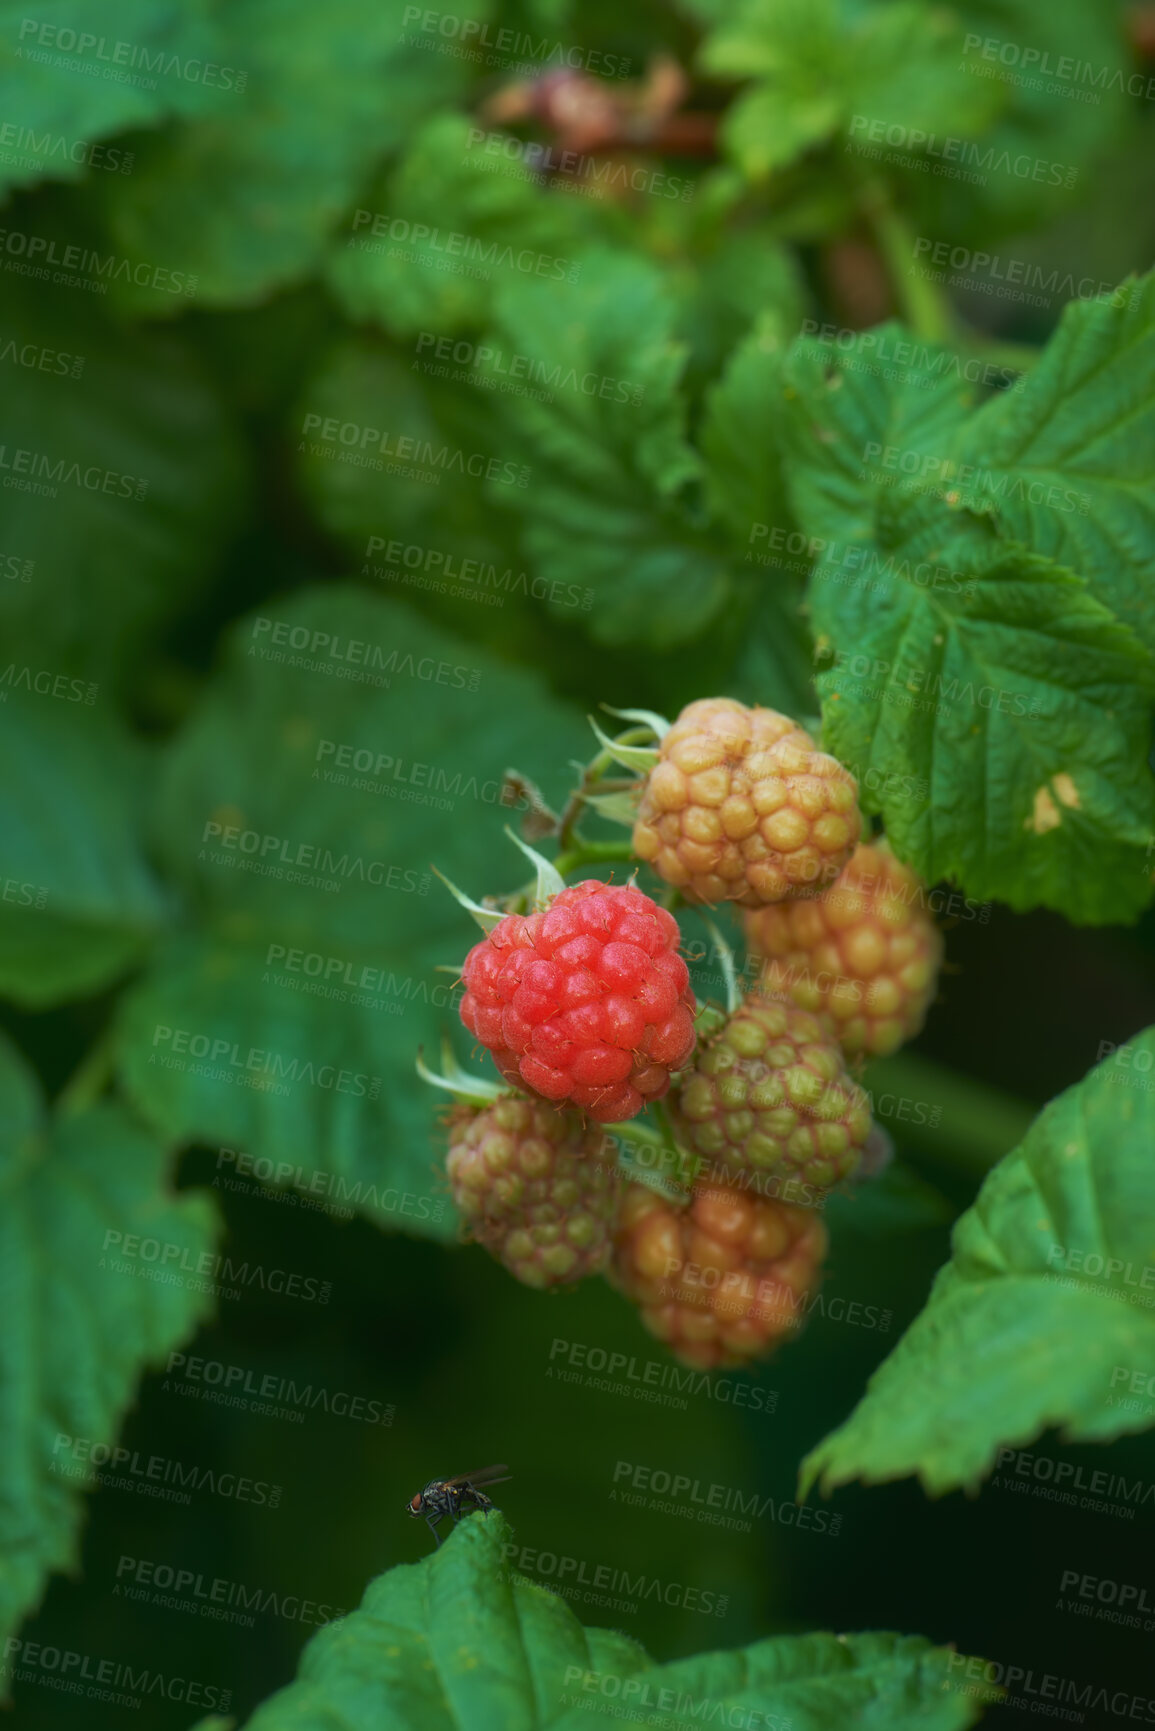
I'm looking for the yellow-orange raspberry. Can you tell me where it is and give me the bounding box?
[744,840,943,1058]
[671,994,872,1192]
[610,1181,828,1369]
[631,698,861,906]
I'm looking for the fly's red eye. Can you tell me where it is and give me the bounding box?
[409,1494,422,1511]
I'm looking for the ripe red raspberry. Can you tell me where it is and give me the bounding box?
[672,995,871,1192]
[611,1181,827,1369]
[459,880,696,1123]
[744,840,943,1058]
[631,698,861,906]
[447,1097,619,1288]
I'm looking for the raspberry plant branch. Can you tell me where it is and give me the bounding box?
[857,177,958,345]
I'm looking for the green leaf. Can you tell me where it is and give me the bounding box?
[484,249,732,648]
[779,326,1155,923]
[0,0,230,198]
[96,0,481,309]
[953,273,1155,657]
[0,1034,218,1651]
[197,1510,995,1730]
[0,273,244,690]
[116,585,589,1236]
[326,114,599,337]
[802,1028,1155,1498]
[701,309,796,546]
[0,708,171,1007]
[701,0,999,181]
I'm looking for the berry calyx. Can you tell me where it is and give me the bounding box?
[631,697,861,907]
[447,1096,619,1288]
[744,840,943,1057]
[459,879,696,1122]
[611,1181,827,1369]
[672,994,872,1192]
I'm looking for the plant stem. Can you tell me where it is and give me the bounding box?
[552,839,637,877]
[862,1051,1037,1179]
[57,1033,117,1118]
[861,180,956,344]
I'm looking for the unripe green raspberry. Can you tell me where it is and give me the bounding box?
[632,697,861,907]
[744,840,943,1057]
[446,1097,619,1288]
[610,1180,828,1370]
[671,995,872,1192]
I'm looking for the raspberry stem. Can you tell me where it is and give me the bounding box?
[552,839,637,877]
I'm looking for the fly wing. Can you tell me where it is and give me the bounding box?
[444,1465,511,1488]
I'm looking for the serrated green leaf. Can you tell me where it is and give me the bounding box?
[116,586,589,1236]
[779,325,1155,923]
[0,273,244,690]
[0,1034,218,1653]
[701,308,796,545]
[953,272,1155,656]
[326,113,600,337]
[0,708,171,1007]
[96,0,481,309]
[484,248,732,647]
[0,0,230,198]
[196,1511,995,1730]
[802,1028,1155,1498]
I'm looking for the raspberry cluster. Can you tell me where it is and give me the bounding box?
[611,1181,828,1369]
[447,1097,619,1288]
[632,698,861,907]
[432,691,946,1370]
[744,840,943,1057]
[460,879,696,1123]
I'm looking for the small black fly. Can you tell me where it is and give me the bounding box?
[406,1465,511,1546]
